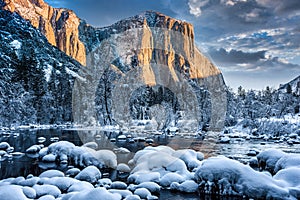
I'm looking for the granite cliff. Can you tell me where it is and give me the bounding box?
[2,0,86,65]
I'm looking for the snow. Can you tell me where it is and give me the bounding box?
[75,166,101,183]
[132,182,161,193]
[10,40,22,49]
[66,67,86,82]
[134,188,151,199]
[93,149,117,169]
[257,149,287,173]
[39,170,65,178]
[41,154,56,162]
[44,64,53,82]
[110,181,127,189]
[67,181,94,192]
[274,167,300,187]
[170,180,198,193]
[68,188,122,200]
[19,177,40,187]
[124,194,141,200]
[97,178,113,188]
[195,156,291,198]
[275,154,300,173]
[117,163,131,173]
[41,177,78,192]
[0,185,28,200]
[172,149,203,170]
[159,172,185,187]
[22,186,37,199]
[33,184,61,198]
[0,142,10,150]
[108,189,133,198]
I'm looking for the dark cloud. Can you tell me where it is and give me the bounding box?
[209,48,266,64]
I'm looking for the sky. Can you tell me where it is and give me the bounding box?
[45,0,300,91]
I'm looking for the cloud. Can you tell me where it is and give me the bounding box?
[188,0,210,17]
[209,48,266,64]
[256,0,300,14]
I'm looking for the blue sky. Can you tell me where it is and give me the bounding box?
[45,0,300,90]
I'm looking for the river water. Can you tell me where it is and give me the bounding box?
[1,128,300,199]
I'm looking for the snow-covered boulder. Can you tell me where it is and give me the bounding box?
[134,188,151,199]
[41,177,78,192]
[42,154,56,162]
[110,181,127,189]
[0,185,28,200]
[195,156,290,199]
[274,167,300,187]
[172,149,203,170]
[124,194,141,200]
[159,172,185,187]
[274,154,300,173]
[93,149,117,169]
[75,166,101,183]
[82,142,98,150]
[68,187,121,200]
[22,186,37,199]
[117,163,131,173]
[33,184,61,198]
[128,172,160,184]
[108,189,133,198]
[67,181,94,192]
[257,149,286,173]
[97,178,112,188]
[19,177,40,187]
[26,144,42,154]
[170,180,198,193]
[0,142,10,151]
[38,195,56,200]
[39,170,65,178]
[131,182,161,193]
[66,168,81,177]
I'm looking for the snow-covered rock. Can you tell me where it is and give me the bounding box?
[66,168,81,177]
[108,189,133,198]
[41,177,78,192]
[274,154,300,173]
[19,177,40,187]
[172,149,203,170]
[110,181,128,189]
[134,188,151,199]
[97,178,112,188]
[68,187,122,200]
[42,154,56,162]
[33,184,61,198]
[22,186,37,199]
[132,182,161,193]
[82,142,98,150]
[26,144,42,154]
[274,167,300,187]
[257,149,286,173]
[124,194,141,200]
[128,172,160,184]
[0,185,28,200]
[93,150,117,169]
[67,181,94,192]
[159,172,185,187]
[170,180,198,193]
[39,170,65,178]
[0,142,10,151]
[75,166,101,183]
[195,156,290,199]
[117,163,131,173]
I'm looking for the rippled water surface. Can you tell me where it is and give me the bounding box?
[1,128,299,199]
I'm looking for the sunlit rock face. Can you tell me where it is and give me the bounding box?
[3,0,86,65]
[75,11,227,131]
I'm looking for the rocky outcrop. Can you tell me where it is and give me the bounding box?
[76,11,227,130]
[2,0,86,65]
